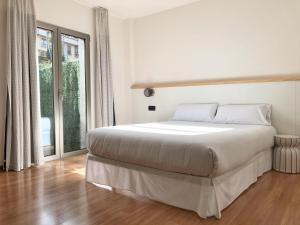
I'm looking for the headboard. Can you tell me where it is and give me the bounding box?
[132,80,300,135]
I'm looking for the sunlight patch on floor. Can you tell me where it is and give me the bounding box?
[93,183,113,191]
[71,168,86,176]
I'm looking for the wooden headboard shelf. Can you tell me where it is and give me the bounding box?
[131,75,300,89]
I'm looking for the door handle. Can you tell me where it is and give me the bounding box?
[58,89,64,101]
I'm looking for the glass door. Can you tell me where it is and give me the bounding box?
[37,25,59,159]
[37,23,90,160]
[59,31,89,154]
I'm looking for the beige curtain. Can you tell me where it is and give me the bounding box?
[94,7,114,127]
[0,0,7,167]
[6,0,43,171]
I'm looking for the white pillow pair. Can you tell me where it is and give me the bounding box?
[172,103,272,126]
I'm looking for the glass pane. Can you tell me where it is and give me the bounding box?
[37,28,56,157]
[61,34,86,153]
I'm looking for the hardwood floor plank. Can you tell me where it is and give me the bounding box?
[0,154,299,225]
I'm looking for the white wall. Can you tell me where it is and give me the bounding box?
[131,0,300,136]
[133,0,300,83]
[35,0,133,126]
[109,17,133,124]
[0,0,7,165]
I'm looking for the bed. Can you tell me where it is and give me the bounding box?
[85,104,276,218]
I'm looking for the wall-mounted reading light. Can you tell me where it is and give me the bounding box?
[144,88,155,97]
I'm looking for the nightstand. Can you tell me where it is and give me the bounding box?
[273,134,300,173]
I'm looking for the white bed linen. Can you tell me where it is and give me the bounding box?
[172,103,218,122]
[86,149,272,218]
[87,121,275,177]
[213,104,272,125]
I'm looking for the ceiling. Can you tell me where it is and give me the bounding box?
[72,0,201,18]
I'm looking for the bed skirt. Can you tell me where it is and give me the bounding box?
[85,149,272,219]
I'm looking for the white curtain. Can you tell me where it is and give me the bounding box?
[5,0,43,171]
[94,7,114,127]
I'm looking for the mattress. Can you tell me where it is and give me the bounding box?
[86,121,276,177]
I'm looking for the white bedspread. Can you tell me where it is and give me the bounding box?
[86,121,276,177]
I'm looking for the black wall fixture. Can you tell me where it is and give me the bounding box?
[144,88,155,97]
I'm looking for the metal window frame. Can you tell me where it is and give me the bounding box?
[37,21,90,161]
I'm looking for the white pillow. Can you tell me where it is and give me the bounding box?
[213,104,272,125]
[172,103,218,122]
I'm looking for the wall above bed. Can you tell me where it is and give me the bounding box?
[132,81,300,136]
[131,0,300,84]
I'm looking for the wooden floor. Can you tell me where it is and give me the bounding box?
[0,155,300,225]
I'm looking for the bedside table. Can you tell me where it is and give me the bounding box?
[273,134,300,173]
